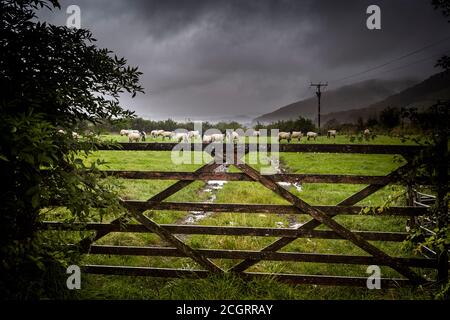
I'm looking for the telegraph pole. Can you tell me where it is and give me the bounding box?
[310,82,328,131]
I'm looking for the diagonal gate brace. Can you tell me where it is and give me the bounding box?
[230,163,426,284]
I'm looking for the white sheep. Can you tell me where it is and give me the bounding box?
[306,132,318,140]
[120,129,129,136]
[327,130,337,138]
[202,135,213,143]
[363,129,371,141]
[291,131,303,142]
[226,131,239,143]
[160,131,174,140]
[128,132,142,143]
[174,132,189,143]
[188,130,200,140]
[151,130,164,138]
[211,133,225,143]
[278,132,291,143]
[253,130,260,137]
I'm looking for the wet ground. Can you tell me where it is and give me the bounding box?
[178,159,305,229]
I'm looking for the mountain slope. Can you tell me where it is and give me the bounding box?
[321,71,450,124]
[254,78,417,123]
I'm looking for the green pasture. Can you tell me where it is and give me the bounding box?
[99,133,419,145]
[43,136,437,300]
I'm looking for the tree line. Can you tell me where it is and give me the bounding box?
[80,105,435,136]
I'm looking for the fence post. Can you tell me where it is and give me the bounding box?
[406,183,416,231]
[436,106,448,285]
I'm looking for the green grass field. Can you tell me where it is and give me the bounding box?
[44,134,438,300]
[100,133,419,145]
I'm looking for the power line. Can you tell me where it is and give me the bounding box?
[340,50,450,84]
[302,51,448,121]
[331,35,450,84]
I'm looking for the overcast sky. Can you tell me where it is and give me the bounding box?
[39,0,450,121]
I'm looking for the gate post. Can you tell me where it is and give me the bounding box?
[406,183,416,231]
[436,106,448,285]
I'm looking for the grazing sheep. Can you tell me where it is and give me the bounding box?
[120,129,135,136]
[202,135,213,143]
[150,130,161,138]
[363,129,371,141]
[160,131,174,140]
[174,132,189,143]
[188,130,200,140]
[327,130,337,138]
[121,129,139,136]
[128,132,142,143]
[291,131,303,142]
[278,132,291,143]
[306,132,318,141]
[226,131,239,143]
[211,133,225,143]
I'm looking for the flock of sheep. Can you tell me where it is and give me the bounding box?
[120,129,147,142]
[117,128,366,143]
[59,128,372,143]
[120,129,249,143]
[277,130,338,143]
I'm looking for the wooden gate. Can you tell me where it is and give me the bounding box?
[41,142,448,287]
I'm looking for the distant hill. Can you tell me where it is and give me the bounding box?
[321,71,450,124]
[254,78,417,123]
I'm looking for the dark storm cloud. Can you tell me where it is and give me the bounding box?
[39,0,450,120]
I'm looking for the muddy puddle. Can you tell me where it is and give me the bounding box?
[178,158,304,229]
[180,164,228,224]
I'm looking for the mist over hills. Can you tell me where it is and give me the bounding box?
[321,72,450,124]
[143,73,449,126]
[254,78,418,123]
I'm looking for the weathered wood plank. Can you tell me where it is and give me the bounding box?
[82,265,418,287]
[102,170,430,185]
[86,245,439,268]
[40,222,409,241]
[98,142,425,155]
[122,200,427,216]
